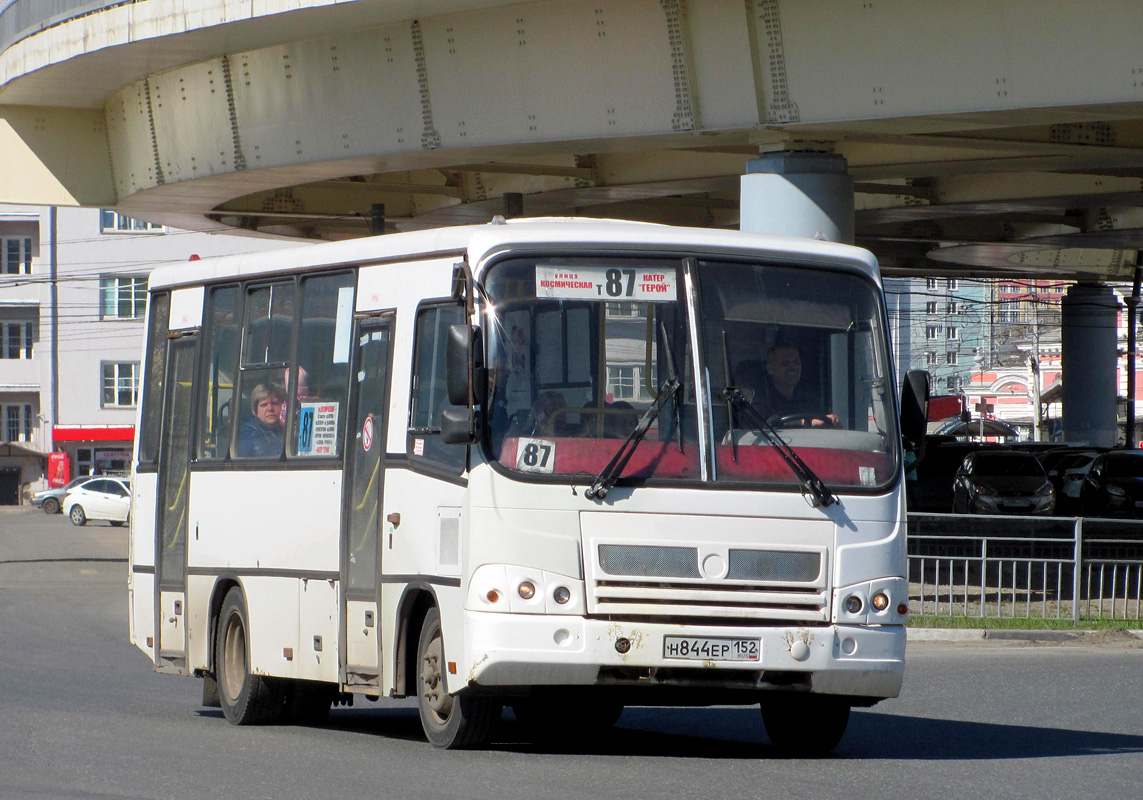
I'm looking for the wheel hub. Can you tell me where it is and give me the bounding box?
[420,634,452,717]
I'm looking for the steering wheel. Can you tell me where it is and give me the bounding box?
[770,412,836,430]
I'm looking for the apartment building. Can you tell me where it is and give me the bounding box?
[0,206,297,504]
[884,276,991,394]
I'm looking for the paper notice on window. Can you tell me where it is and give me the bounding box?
[332,286,354,364]
[535,266,677,301]
[297,402,339,456]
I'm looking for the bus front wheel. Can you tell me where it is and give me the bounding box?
[416,607,501,749]
[216,587,284,725]
[760,695,850,757]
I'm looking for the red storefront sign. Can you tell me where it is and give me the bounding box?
[52,426,135,442]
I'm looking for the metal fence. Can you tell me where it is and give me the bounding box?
[907,513,1143,622]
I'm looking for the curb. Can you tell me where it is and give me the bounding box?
[908,627,1143,642]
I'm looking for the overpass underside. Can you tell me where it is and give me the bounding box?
[3,0,1143,281]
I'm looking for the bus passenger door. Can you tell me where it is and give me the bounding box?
[341,317,393,689]
[155,336,197,672]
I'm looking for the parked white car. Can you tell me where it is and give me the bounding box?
[63,477,132,526]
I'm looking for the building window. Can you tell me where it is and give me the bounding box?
[926,325,942,340]
[3,404,33,442]
[947,326,959,340]
[2,237,32,275]
[925,351,938,366]
[607,366,641,400]
[100,276,148,319]
[947,302,959,314]
[946,351,958,365]
[1,322,33,359]
[998,300,1019,323]
[925,301,938,314]
[926,278,939,290]
[945,375,959,390]
[102,362,140,407]
[946,279,958,289]
[99,210,164,233]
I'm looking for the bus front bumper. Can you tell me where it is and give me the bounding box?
[461,612,905,701]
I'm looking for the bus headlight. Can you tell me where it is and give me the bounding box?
[468,565,585,614]
[844,595,863,614]
[871,592,890,612]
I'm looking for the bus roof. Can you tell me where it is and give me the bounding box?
[146,218,881,290]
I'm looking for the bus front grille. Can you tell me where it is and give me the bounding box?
[588,544,830,622]
[588,580,829,621]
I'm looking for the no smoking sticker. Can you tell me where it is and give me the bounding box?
[362,416,374,452]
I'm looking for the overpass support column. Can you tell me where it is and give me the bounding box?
[739,151,854,244]
[1061,283,1121,447]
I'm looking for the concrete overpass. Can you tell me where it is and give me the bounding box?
[3,0,1143,443]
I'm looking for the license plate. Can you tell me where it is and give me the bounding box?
[1003,498,1031,507]
[1135,501,1143,508]
[663,636,760,662]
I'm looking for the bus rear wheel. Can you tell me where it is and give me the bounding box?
[416,607,501,749]
[761,695,850,757]
[216,587,284,725]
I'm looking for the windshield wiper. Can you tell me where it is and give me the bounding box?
[720,379,837,509]
[585,323,683,500]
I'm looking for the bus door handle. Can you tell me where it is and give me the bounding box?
[386,512,400,549]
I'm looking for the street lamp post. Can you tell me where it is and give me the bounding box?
[1031,291,1042,442]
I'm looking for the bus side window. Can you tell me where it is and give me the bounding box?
[288,272,354,458]
[233,281,295,460]
[408,303,467,474]
[138,292,170,466]
[197,285,240,460]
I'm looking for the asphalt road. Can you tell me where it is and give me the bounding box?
[2,505,1142,800]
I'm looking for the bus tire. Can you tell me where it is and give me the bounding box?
[216,587,284,725]
[416,607,500,749]
[761,695,850,757]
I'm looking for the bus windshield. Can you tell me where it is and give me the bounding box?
[481,255,897,491]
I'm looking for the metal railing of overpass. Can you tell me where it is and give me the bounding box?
[908,513,1143,623]
[0,0,135,53]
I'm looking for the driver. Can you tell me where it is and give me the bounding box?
[760,344,839,429]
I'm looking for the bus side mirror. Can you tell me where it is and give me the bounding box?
[446,324,485,406]
[440,406,479,445]
[900,370,930,449]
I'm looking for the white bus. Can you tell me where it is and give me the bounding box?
[129,218,927,755]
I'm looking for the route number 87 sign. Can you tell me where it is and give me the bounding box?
[535,265,678,302]
[516,438,555,474]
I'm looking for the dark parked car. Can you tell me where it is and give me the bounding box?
[1080,451,1143,518]
[1040,448,1103,514]
[952,450,1055,515]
